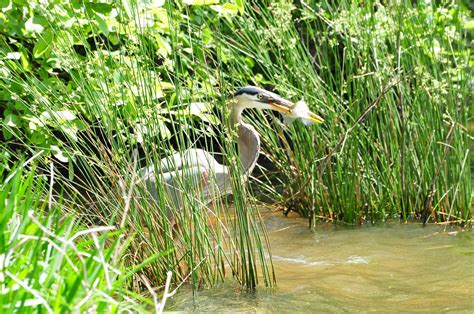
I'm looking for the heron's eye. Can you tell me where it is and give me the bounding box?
[256,94,264,100]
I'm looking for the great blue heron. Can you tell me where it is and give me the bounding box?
[140,86,323,209]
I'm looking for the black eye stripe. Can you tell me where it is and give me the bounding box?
[234,86,263,97]
[234,86,286,104]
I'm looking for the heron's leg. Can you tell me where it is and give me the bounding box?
[201,168,209,187]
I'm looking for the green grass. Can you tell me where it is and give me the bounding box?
[0,158,164,312]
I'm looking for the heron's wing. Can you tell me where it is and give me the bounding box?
[140,149,215,181]
[139,149,232,209]
[155,148,220,172]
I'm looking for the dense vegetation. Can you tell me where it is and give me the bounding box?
[1,0,472,312]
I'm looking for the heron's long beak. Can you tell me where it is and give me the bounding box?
[307,111,325,124]
[268,97,324,124]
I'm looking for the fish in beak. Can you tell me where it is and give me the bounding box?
[266,96,324,125]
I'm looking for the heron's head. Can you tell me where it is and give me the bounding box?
[233,86,324,124]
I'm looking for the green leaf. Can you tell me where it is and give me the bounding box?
[211,3,239,16]
[464,20,474,29]
[189,102,213,115]
[74,119,88,131]
[50,145,69,163]
[2,127,13,140]
[61,126,78,142]
[156,120,171,139]
[88,2,113,14]
[121,0,133,18]
[6,52,21,60]
[108,32,120,45]
[30,131,46,145]
[41,110,77,122]
[14,101,28,111]
[0,0,9,9]
[25,16,44,33]
[155,35,171,57]
[95,13,109,35]
[244,56,255,68]
[23,116,44,128]
[235,0,245,14]
[33,31,54,59]
[20,50,30,71]
[4,114,19,127]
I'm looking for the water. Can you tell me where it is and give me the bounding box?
[168,213,473,312]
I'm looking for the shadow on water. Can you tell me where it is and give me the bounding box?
[168,212,473,312]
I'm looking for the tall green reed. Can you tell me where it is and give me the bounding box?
[1,0,275,290]
[222,0,471,224]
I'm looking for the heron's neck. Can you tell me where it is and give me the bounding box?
[231,104,260,175]
[230,103,243,126]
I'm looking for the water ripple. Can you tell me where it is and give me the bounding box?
[270,254,371,266]
[271,255,334,266]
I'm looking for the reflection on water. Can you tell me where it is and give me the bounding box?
[169,213,474,312]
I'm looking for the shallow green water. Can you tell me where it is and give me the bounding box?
[168,214,473,312]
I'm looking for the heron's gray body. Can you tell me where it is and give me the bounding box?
[140,148,230,207]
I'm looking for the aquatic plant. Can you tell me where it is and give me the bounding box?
[223,0,472,225]
[1,0,274,292]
